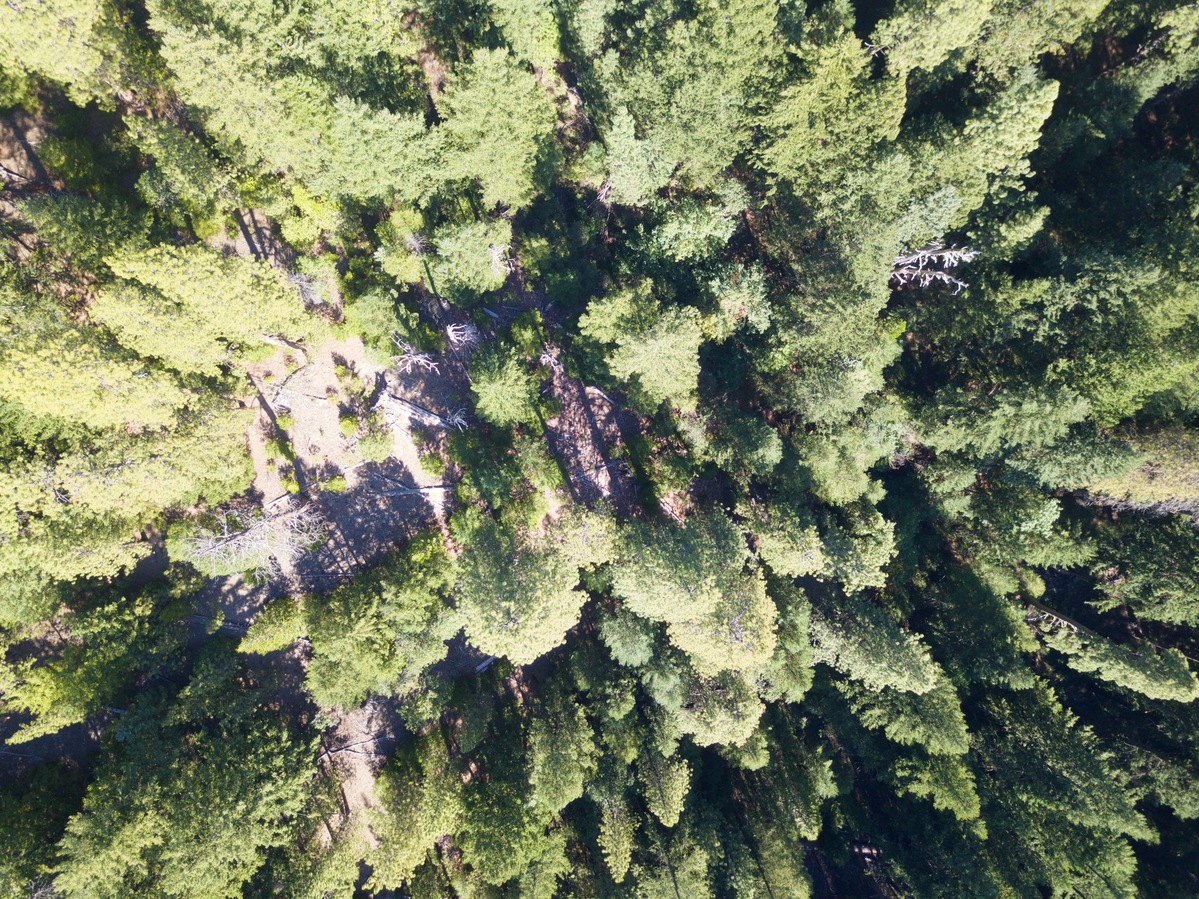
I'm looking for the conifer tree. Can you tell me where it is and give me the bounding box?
[100,244,313,375]
[454,515,588,665]
[0,286,194,431]
[439,48,560,211]
[54,648,318,899]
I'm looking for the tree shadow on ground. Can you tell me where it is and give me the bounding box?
[290,457,438,591]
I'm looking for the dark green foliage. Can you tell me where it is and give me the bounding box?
[304,532,457,708]
[53,645,319,899]
[3,0,1199,894]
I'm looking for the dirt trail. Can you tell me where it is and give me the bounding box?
[543,365,643,516]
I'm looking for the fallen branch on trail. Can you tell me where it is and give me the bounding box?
[374,393,468,432]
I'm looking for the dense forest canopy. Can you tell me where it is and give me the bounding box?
[1,0,1199,896]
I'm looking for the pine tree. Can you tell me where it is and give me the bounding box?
[126,119,230,224]
[454,515,587,665]
[809,590,939,694]
[54,648,318,899]
[305,532,457,707]
[1043,627,1199,703]
[99,244,313,375]
[638,752,691,829]
[527,680,600,813]
[469,343,540,427]
[439,48,560,211]
[0,0,146,105]
[872,0,996,76]
[0,286,194,432]
[602,107,674,206]
[580,288,705,413]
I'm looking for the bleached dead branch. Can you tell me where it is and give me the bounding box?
[489,243,513,277]
[890,241,980,294]
[539,343,563,373]
[184,498,325,581]
[446,322,480,350]
[390,334,440,375]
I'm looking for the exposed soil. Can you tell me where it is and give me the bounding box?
[543,365,643,516]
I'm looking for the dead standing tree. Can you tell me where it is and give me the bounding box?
[183,498,326,581]
[390,334,440,375]
[890,242,980,294]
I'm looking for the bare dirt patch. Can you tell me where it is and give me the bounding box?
[543,366,643,515]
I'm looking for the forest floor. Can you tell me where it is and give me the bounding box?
[543,365,642,515]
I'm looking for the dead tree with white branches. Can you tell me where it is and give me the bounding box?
[489,243,513,278]
[446,321,481,350]
[539,343,564,373]
[182,498,326,581]
[890,242,980,294]
[390,334,440,375]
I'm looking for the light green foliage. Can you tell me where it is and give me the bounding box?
[923,384,1089,456]
[915,66,1060,226]
[646,664,765,747]
[745,497,826,578]
[2,591,178,743]
[603,107,674,205]
[454,516,587,664]
[689,409,783,479]
[98,244,312,375]
[1090,427,1199,505]
[972,0,1111,74]
[817,505,896,592]
[2,0,1198,890]
[54,651,318,899]
[599,607,658,668]
[847,679,971,756]
[147,0,434,205]
[611,511,749,628]
[873,0,995,75]
[665,569,777,677]
[762,29,905,195]
[369,731,465,890]
[632,813,715,899]
[10,403,250,521]
[638,753,691,828]
[457,724,556,885]
[239,598,303,655]
[646,194,742,262]
[759,579,815,704]
[358,429,393,463]
[704,263,771,340]
[0,0,142,104]
[439,48,559,210]
[1044,628,1199,703]
[606,305,704,413]
[0,287,194,431]
[0,403,251,586]
[431,218,513,297]
[18,194,150,274]
[597,801,637,883]
[591,0,785,190]
[293,814,372,899]
[527,683,599,812]
[469,343,540,427]
[492,0,560,68]
[126,119,230,222]
[891,751,982,821]
[809,591,939,694]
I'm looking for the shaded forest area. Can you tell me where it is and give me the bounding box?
[2,0,1199,897]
